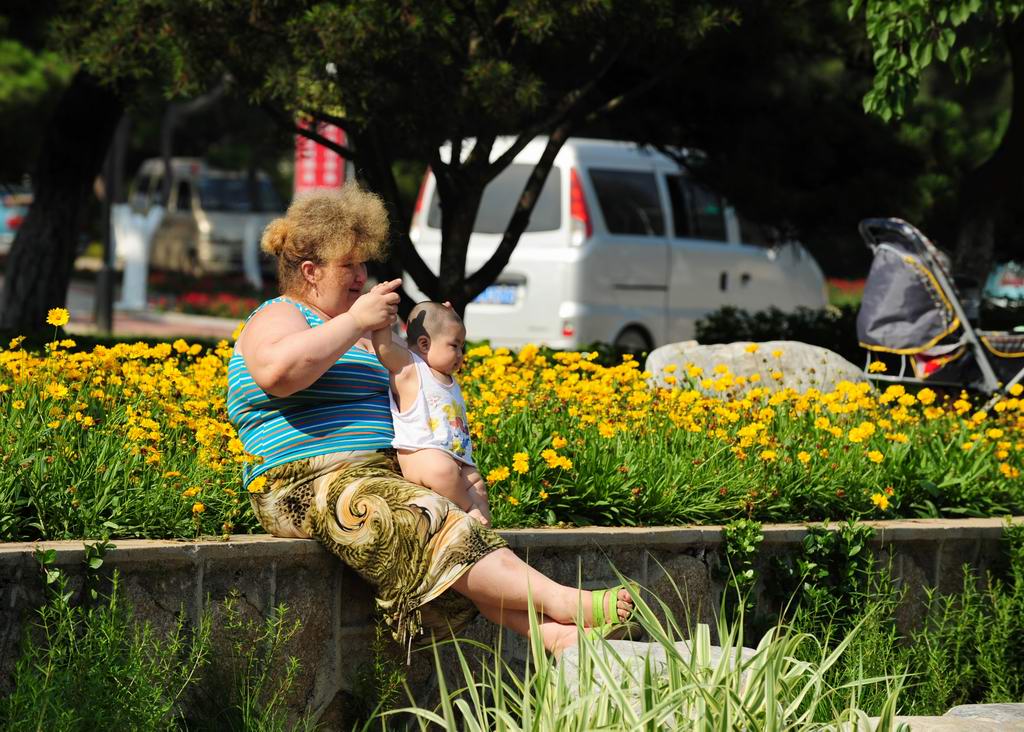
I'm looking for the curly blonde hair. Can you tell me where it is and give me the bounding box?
[261,183,390,295]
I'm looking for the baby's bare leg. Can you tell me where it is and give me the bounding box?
[460,466,492,525]
[397,449,477,514]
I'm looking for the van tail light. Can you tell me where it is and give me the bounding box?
[7,215,24,231]
[409,170,430,244]
[569,168,591,246]
[562,320,576,338]
[413,169,429,217]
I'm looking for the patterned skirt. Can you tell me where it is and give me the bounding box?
[249,449,507,650]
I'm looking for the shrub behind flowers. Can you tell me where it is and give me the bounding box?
[0,310,1021,541]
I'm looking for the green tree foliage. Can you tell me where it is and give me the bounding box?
[0,23,71,183]
[852,0,1024,121]
[851,0,1024,278]
[60,0,739,313]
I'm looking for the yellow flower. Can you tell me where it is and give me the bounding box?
[814,416,830,429]
[598,422,616,438]
[759,449,777,462]
[538,490,549,501]
[745,343,759,353]
[11,400,25,410]
[8,336,24,349]
[487,466,510,483]
[192,502,206,514]
[247,476,268,493]
[771,349,783,358]
[867,450,884,464]
[870,492,890,510]
[1008,383,1023,397]
[867,361,887,373]
[917,388,936,405]
[797,451,811,464]
[512,452,530,474]
[552,435,568,449]
[507,495,520,506]
[182,486,201,498]
[663,364,677,373]
[986,428,1005,440]
[46,308,70,327]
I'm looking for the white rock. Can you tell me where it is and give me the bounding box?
[645,339,869,396]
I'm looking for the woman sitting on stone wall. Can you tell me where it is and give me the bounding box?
[226,183,636,657]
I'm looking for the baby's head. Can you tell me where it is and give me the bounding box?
[405,302,466,375]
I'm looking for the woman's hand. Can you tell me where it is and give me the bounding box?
[349,279,402,331]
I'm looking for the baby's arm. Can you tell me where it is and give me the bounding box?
[370,327,413,374]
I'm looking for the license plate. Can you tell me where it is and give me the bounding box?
[473,284,518,305]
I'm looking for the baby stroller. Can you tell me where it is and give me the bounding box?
[856,218,1024,403]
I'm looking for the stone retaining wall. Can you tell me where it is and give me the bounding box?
[1,517,1020,727]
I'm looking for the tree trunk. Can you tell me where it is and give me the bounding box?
[436,182,484,316]
[953,17,1024,283]
[355,128,439,317]
[0,72,123,334]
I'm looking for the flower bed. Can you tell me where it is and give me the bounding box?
[0,310,1021,542]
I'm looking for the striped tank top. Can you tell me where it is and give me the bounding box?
[226,297,394,487]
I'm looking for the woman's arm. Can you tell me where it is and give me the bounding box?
[240,280,401,397]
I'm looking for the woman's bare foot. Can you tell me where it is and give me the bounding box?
[546,623,580,660]
[579,587,635,627]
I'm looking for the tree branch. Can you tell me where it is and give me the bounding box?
[262,104,358,160]
[302,108,353,134]
[360,127,440,299]
[486,40,625,180]
[465,120,573,298]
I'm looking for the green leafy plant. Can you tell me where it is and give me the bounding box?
[900,520,1024,713]
[383,576,906,731]
[189,590,312,732]
[719,518,764,622]
[0,542,211,731]
[346,614,408,732]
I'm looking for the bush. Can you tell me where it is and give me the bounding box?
[695,304,861,363]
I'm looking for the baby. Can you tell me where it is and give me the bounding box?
[371,301,491,525]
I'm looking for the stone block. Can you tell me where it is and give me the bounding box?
[558,637,756,719]
[945,704,1024,724]
[644,550,714,641]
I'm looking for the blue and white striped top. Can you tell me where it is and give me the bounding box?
[226,297,394,488]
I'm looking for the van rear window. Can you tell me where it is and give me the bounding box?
[427,164,561,233]
[199,178,283,213]
[588,169,665,236]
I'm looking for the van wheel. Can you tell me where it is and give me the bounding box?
[614,327,652,357]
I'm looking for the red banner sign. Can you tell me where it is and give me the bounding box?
[295,121,347,194]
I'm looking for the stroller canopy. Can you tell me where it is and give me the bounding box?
[857,239,959,355]
[856,218,1024,395]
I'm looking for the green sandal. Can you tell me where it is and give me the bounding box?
[580,619,643,643]
[586,584,642,640]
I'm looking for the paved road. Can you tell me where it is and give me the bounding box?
[1,275,239,341]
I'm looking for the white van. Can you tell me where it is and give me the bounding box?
[130,158,284,274]
[407,137,827,351]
